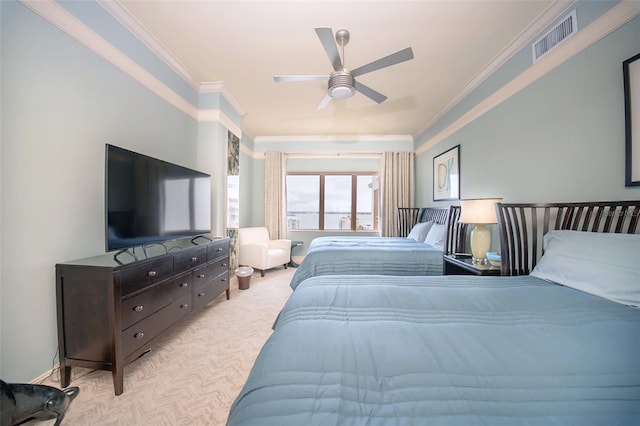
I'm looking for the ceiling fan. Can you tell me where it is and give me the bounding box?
[274,27,414,109]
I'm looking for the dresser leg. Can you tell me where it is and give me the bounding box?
[112,366,124,395]
[225,288,230,300]
[60,363,71,388]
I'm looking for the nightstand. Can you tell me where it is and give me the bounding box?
[443,254,501,276]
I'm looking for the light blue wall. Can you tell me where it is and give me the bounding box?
[196,120,229,236]
[0,1,239,382]
[239,137,255,229]
[415,13,640,207]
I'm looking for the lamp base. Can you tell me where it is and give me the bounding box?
[470,224,491,264]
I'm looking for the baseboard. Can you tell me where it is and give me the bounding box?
[31,365,59,385]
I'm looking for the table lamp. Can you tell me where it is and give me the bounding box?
[458,198,502,264]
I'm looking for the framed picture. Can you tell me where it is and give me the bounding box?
[433,145,460,201]
[624,52,640,187]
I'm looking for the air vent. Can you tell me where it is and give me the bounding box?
[532,10,577,62]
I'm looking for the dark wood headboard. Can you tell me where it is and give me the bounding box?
[396,208,421,237]
[496,201,640,276]
[396,207,450,237]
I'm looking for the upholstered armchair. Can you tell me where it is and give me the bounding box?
[238,227,291,277]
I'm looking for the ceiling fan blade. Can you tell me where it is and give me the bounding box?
[354,81,387,104]
[317,94,332,109]
[274,75,328,82]
[351,47,414,77]
[315,27,343,71]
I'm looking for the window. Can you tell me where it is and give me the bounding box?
[287,172,379,231]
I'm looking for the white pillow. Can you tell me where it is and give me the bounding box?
[530,230,640,307]
[407,221,434,242]
[424,223,446,249]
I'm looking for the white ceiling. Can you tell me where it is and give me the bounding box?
[114,0,562,140]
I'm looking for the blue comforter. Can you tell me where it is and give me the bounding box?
[228,274,640,425]
[289,236,443,290]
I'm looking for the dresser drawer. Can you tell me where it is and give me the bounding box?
[193,261,227,287]
[117,258,173,297]
[193,272,229,310]
[174,246,206,273]
[121,293,192,357]
[121,273,191,330]
[207,240,229,261]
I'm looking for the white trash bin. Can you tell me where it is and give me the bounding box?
[235,266,254,290]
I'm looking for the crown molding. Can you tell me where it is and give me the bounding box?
[254,134,413,144]
[239,143,255,159]
[199,109,243,138]
[416,0,640,155]
[200,82,247,116]
[415,0,578,137]
[98,0,201,90]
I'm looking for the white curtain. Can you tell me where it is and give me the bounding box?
[380,151,415,237]
[264,152,287,239]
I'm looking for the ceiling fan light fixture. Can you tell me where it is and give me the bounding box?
[329,85,355,99]
[328,71,355,99]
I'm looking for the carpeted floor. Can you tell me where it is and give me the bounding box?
[37,267,295,426]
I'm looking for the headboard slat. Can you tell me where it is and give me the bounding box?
[443,206,466,256]
[526,207,536,272]
[581,207,593,232]
[593,207,605,232]
[603,206,615,232]
[630,206,640,233]
[615,206,628,233]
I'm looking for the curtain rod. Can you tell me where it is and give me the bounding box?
[282,152,383,159]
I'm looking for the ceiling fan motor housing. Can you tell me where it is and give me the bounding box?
[328,70,355,99]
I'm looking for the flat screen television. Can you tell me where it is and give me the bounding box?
[105,144,211,252]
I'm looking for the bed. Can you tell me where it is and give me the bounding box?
[228,201,640,425]
[289,207,454,290]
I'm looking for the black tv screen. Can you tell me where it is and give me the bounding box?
[105,144,211,252]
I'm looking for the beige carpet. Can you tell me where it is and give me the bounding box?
[37,267,295,426]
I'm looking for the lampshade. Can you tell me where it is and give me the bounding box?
[458,198,503,224]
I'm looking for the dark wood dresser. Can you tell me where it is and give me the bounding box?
[55,237,230,395]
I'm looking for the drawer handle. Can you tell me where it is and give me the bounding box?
[197,274,205,279]
[134,332,145,339]
[133,305,144,312]
[180,282,189,288]
[198,292,205,297]
[180,303,189,309]
[221,278,227,282]
[221,263,228,267]
[191,257,198,262]
[147,271,156,277]
[216,248,222,252]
